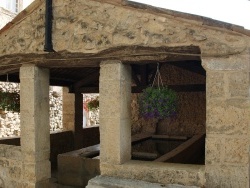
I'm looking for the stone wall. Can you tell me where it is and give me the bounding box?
[0,144,23,187]
[0,83,63,138]
[0,0,249,58]
[49,87,63,132]
[131,63,206,137]
[203,55,250,187]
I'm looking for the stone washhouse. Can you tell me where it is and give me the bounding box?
[0,0,249,187]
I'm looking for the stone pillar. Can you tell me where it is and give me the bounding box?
[202,54,250,188]
[99,60,131,165]
[20,64,50,186]
[62,87,75,131]
[62,88,83,149]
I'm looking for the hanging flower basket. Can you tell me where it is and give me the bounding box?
[138,63,177,119]
[0,91,20,112]
[139,86,177,119]
[87,97,99,111]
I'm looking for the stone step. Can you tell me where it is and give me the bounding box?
[86,176,199,188]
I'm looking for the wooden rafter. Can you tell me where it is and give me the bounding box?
[76,84,205,94]
[73,71,99,90]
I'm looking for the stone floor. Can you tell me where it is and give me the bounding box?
[47,169,79,188]
[48,156,201,188]
[86,176,200,188]
[46,172,200,188]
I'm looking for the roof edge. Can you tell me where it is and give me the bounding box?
[0,0,250,38]
[0,0,43,35]
[123,0,250,37]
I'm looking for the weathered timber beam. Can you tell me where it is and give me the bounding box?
[0,74,19,83]
[75,84,205,94]
[74,87,99,94]
[140,65,148,86]
[73,71,99,89]
[154,134,205,163]
[166,61,206,76]
[131,68,141,86]
[132,84,205,93]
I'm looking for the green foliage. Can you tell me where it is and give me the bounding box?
[87,97,99,111]
[139,86,177,119]
[0,91,20,112]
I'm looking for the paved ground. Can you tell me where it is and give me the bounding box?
[86,176,200,188]
[47,170,199,188]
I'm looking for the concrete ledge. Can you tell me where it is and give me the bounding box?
[86,176,200,188]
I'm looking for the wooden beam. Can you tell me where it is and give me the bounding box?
[166,61,206,76]
[132,84,205,93]
[131,69,141,86]
[73,71,99,89]
[75,84,205,94]
[149,64,163,85]
[0,74,19,83]
[154,134,205,163]
[152,135,188,141]
[74,93,83,150]
[75,87,99,93]
[140,65,148,86]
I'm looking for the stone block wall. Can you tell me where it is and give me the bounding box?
[131,63,206,137]
[203,54,250,187]
[0,144,23,188]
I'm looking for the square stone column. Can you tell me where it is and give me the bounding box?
[20,64,51,186]
[202,54,250,188]
[62,87,75,131]
[99,60,131,165]
[62,88,83,149]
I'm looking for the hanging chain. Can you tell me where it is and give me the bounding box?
[151,63,163,89]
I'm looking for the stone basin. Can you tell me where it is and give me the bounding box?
[57,144,100,187]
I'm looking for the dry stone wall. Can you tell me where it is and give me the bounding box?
[0,83,62,138]
[0,144,23,187]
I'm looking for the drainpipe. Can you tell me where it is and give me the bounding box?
[44,0,54,52]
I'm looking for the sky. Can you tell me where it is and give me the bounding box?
[132,0,250,30]
[23,0,34,9]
